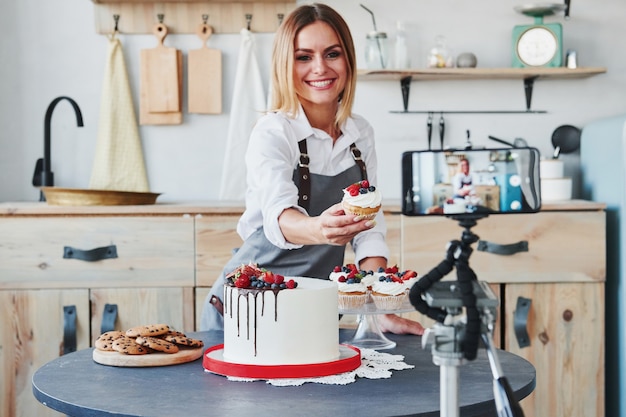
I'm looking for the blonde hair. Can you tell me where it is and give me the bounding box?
[269,3,356,129]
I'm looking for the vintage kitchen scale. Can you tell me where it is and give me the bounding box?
[512,3,568,67]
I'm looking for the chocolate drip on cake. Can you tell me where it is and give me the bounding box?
[226,287,282,357]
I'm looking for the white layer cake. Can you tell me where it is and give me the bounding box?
[222,277,339,365]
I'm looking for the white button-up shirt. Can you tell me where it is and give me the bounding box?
[237,109,389,266]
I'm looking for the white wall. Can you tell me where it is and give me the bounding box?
[1,0,625,203]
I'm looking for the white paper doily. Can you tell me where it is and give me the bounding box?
[224,348,414,386]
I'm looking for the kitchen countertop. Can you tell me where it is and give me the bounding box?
[0,199,605,217]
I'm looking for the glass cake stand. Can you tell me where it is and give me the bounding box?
[339,298,415,350]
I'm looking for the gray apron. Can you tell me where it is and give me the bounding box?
[200,154,364,331]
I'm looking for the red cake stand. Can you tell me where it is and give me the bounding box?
[203,344,361,379]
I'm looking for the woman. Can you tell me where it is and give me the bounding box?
[201,3,423,335]
[452,158,476,198]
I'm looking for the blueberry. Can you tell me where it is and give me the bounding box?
[347,278,355,284]
[377,267,385,272]
[379,276,385,281]
[271,283,279,290]
[368,186,376,192]
[359,188,367,194]
[280,283,287,289]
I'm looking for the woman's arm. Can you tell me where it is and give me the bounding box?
[278,203,376,246]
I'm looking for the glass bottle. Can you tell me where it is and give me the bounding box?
[394,21,410,69]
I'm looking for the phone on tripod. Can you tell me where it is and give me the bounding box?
[401,147,541,217]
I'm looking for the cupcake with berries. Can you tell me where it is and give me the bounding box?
[331,264,375,287]
[336,274,369,310]
[342,180,382,220]
[371,272,410,310]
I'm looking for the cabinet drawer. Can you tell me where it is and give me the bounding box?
[402,210,605,283]
[195,215,243,287]
[0,217,194,289]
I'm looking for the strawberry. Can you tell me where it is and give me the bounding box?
[346,183,360,196]
[404,270,418,279]
[386,265,399,274]
[235,274,251,288]
[260,271,275,284]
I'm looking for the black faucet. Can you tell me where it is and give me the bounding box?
[32,96,84,201]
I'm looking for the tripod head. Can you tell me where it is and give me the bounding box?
[409,213,488,360]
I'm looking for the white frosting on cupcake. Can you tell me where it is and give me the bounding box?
[342,189,382,209]
[360,271,377,288]
[337,280,368,294]
[372,280,407,296]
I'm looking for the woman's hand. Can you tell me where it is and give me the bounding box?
[279,203,375,246]
[378,314,425,335]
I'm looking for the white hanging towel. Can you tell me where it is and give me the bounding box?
[219,28,267,200]
[90,35,149,192]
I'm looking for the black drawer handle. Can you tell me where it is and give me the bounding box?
[477,240,528,256]
[63,305,77,355]
[514,297,532,348]
[101,303,118,334]
[63,245,118,262]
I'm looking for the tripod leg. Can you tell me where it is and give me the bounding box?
[481,333,525,417]
[440,364,460,417]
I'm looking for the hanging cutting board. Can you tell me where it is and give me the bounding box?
[140,22,182,125]
[188,23,222,114]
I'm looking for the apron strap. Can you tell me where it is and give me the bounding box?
[350,143,368,181]
[297,140,311,210]
[297,140,368,212]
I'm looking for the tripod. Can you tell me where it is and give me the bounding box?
[409,214,525,417]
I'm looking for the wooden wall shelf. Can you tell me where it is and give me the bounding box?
[356,67,607,81]
[91,0,296,34]
[356,67,607,112]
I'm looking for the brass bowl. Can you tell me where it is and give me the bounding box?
[41,187,161,206]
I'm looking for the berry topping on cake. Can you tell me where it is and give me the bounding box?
[226,263,296,290]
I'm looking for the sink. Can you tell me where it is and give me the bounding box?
[40,187,161,206]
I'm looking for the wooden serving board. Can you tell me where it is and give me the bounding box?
[188,23,222,114]
[140,23,182,125]
[93,347,204,367]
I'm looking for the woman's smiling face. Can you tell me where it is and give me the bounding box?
[293,20,348,110]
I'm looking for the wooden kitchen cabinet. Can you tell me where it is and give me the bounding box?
[0,289,90,417]
[0,200,606,417]
[399,200,606,417]
[0,208,197,417]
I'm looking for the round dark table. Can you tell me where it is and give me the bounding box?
[32,330,535,417]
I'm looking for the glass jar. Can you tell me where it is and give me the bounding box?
[427,35,454,68]
[365,31,389,69]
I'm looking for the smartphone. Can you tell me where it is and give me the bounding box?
[401,147,541,216]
